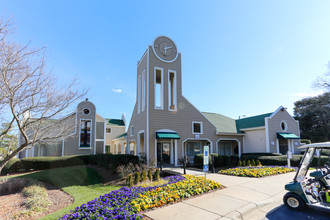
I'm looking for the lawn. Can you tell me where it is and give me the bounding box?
[1,166,120,219]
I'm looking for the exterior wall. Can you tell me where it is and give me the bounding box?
[63,100,96,156]
[267,109,300,153]
[216,134,244,156]
[105,125,126,153]
[243,128,267,153]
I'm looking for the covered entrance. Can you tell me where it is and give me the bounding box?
[277,132,300,154]
[184,140,211,164]
[155,130,180,166]
[217,138,241,157]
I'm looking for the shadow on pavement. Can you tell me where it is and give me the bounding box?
[266,205,330,220]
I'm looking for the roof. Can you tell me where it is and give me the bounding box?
[235,112,272,132]
[106,119,125,126]
[113,132,127,140]
[202,112,237,133]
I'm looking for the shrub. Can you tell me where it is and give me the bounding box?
[251,159,256,166]
[154,169,160,181]
[126,174,133,187]
[257,160,262,166]
[116,163,136,179]
[141,170,147,182]
[1,158,20,175]
[242,160,246,166]
[148,169,153,181]
[247,160,251,166]
[194,154,239,168]
[0,178,38,195]
[238,160,242,167]
[134,172,140,185]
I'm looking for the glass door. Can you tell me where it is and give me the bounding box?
[157,142,171,163]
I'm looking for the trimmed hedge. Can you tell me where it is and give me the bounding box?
[194,153,239,169]
[240,154,329,167]
[242,153,282,157]
[1,154,139,175]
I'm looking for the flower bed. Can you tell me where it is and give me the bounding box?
[218,166,296,178]
[60,175,222,219]
[131,175,222,212]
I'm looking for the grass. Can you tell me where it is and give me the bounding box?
[1,166,120,219]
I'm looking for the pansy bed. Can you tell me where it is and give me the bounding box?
[61,175,222,219]
[219,166,296,178]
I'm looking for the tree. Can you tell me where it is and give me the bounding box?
[0,123,17,160]
[294,92,330,142]
[0,19,87,173]
[313,62,330,92]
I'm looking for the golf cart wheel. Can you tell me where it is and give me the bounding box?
[283,192,305,211]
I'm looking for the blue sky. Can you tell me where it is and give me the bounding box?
[1,1,329,124]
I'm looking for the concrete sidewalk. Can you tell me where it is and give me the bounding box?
[144,168,295,220]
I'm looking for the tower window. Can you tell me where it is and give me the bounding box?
[80,119,91,148]
[192,122,203,134]
[155,68,163,109]
[138,75,141,114]
[142,71,146,112]
[168,70,177,111]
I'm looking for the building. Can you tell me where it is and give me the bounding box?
[127,36,301,166]
[19,99,126,158]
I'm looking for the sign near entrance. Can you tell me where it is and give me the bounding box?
[203,165,209,172]
[203,145,209,165]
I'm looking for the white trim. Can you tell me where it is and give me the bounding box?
[138,74,141,114]
[82,108,91,116]
[168,69,177,111]
[152,35,179,63]
[216,138,241,158]
[142,70,146,112]
[62,139,64,156]
[146,48,150,166]
[94,112,96,155]
[95,139,104,141]
[174,139,178,166]
[269,105,283,119]
[265,117,270,153]
[170,139,174,164]
[154,67,164,110]
[240,126,265,131]
[181,138,213,162]
[137,130,145,157]
[276,138,280,153]
[192,121,203,134]
[137,49,148,66]
[155,139,157,166]
[78,119,92,150]
[216,132,245,136]
[280,120,288,132]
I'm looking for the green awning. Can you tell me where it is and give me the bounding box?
[156,132,180,139]
[277,132,300,139]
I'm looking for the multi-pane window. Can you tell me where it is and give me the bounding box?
[80,119,91,148]
[168,71,177,111]
[106,128,112,133]
[155,68,163,109]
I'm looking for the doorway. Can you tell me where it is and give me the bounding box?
[157,142,171,163]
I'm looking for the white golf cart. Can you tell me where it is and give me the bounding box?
[283,142,330,211]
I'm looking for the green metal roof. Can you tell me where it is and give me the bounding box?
[106,119,125,126]
[114,132,127,139]
[277,132,300,139]
[202,112,237,133]
[235,113,272,132]
[156,132,180,139]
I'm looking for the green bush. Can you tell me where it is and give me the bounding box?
[134,172,140,185]
[194,154,239,168]
[1,158,21,175]
[238,160,242,167]
[242,152,282,157]
[148,169,153,181]
[242,160,246,166]
[154,169,160,181]
[141,170,147,182]
[257,160,262,166]
[126,174,133,187]
[251,159,256,166]
[1,154,139,175]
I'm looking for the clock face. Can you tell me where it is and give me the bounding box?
[152,36,178,62]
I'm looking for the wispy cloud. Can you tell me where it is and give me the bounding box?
[112,88,122,93]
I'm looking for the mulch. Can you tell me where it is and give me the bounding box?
[0,182,73,220]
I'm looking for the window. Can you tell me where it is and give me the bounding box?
[281,121,287,131]
[155,68,163,109]
[83,108,90,115]
[130,126,134,136]
[138,75,141,114]
[106,128,112,133]
[142,71,146,112]
[219,142,232,156]
[168,70,177,111]
[105,145,111,154]
[80,119,91,148]
[192,122,203,134]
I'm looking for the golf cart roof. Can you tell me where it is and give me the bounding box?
[298,142,330,149]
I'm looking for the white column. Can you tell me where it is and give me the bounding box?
[175,139,178,166]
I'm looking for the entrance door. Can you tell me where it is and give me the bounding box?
[279,139,288,154]
[157,142,171,163]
